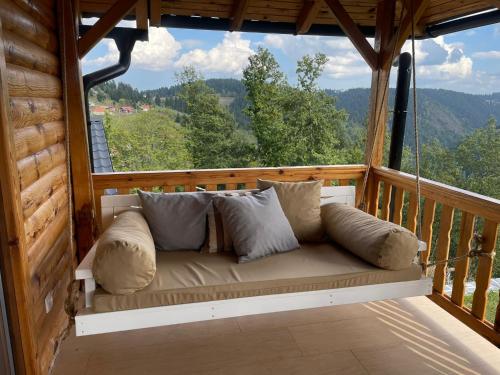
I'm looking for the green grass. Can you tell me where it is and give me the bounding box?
[463,290,499,323]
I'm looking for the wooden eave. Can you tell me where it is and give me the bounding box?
[79,0,497,37]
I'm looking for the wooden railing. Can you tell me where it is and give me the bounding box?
[92,164,367,227]
[370,166,500,344]
[91,164,500,344]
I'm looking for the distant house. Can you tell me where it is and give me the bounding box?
[120,106,135,113]
[105,105,116,112]
[140,104,151,112]
[90,105,107,116]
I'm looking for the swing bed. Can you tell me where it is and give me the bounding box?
[75,1,433,337]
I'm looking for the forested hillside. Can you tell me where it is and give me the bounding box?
[93,79,500,148]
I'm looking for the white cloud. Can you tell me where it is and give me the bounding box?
[472,50,500,59]
[82,22,181,71]
[174,32,254,75]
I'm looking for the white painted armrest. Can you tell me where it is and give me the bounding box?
[418,241,427,253]
[76,241,97,308]
[76,241,97,280]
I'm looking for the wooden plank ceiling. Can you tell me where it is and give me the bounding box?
[79,0,497,35]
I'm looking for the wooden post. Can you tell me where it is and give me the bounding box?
[0,18,37,375]
[365,0,395,167]
[59,0,96,260]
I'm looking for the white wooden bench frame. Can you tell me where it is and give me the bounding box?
[75,187,432,336]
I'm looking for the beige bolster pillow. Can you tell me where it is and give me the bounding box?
[93,211,156,295]
[321,203,418,270]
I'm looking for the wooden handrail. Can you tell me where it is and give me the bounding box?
[92,164,368,190]
[373,166,500,223]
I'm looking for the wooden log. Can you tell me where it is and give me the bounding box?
[26,207,68,277]
[472,220,499,320]
[433,205,455,294]
[392,187,405,225]
[11,0,56,31]
[420,198,436,271]
[20,164,67,219]
[17,142,66,190]
[0,17,37,374]
[10,97,64,129]
[30,228,69,301]
[406,192,419,233]
[7,63,62,98]
[380,182,392,221]
[3,30,59,76]
[24,186,68,247]
[451,212,475,307]
[0,0,58,53]
[14,121,65,159]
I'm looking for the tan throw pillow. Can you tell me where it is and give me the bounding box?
[93,211,156,295]
[321,203,419,270]
[257,179,324,242]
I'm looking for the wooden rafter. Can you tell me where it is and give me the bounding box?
[149,0,161,26]
[381,0,430,68]
[78,0,138,58]
[323,0,377,70]
[296,0,323,34]
[489,0,500,8]
[136,0,148,30]
[230,0,249,31]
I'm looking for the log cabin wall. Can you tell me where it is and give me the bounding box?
[0,0,74,373]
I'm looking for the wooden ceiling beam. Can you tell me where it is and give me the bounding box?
[489,0,500,8]
[230,0,249,31]
[296,0,323,34]
[136,0,148,30]
[78,0,138,58]
[323,0,377,70]
[381,0,430,69]
[149,0,161,26]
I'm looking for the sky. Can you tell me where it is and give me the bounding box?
[82,19,500,94]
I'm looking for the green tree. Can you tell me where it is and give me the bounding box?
[178,67,253,169]
[105,109,192,171]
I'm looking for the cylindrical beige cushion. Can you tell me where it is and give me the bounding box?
[321,203,418,270]
[93,211,156,294]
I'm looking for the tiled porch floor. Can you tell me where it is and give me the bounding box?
[52,296,500,375]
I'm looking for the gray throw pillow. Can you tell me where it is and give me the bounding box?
[214,187,299,263]
[138,191,213,251]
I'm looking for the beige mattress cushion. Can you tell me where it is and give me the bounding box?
[257,179,324,242]
[93,211,156,295]
[321,203,419,270]
[93,242,421,312]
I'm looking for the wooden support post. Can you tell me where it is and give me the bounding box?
[365,0,395,167]
[230,0,249,31]
[59,0,96,260]
[323,0,377,70]
[0,18,37,375]
[149,0,161,26]
[78,0,138,58]
[296,0,322,34]
[135,0,148,30]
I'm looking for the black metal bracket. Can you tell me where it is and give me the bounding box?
[80,25,148,172]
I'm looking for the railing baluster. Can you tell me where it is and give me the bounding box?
[392,187,404,225]
[451,212,475,307]
[471,220,499,320]
[226,183,237,190]
[117,188,129,195]
[433,205,455,294]
[495,291,500,331]
[205,184,217,191]
[323,179,331,186]
[339,179,349,186]
[355,177,363,208]
[367,175,380,216]
[162,185,175,193]
[380,182,392,221]
[420,198,436,270]
[406,192,418,234]
[245,181,257,189]
[94,189,104,231]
